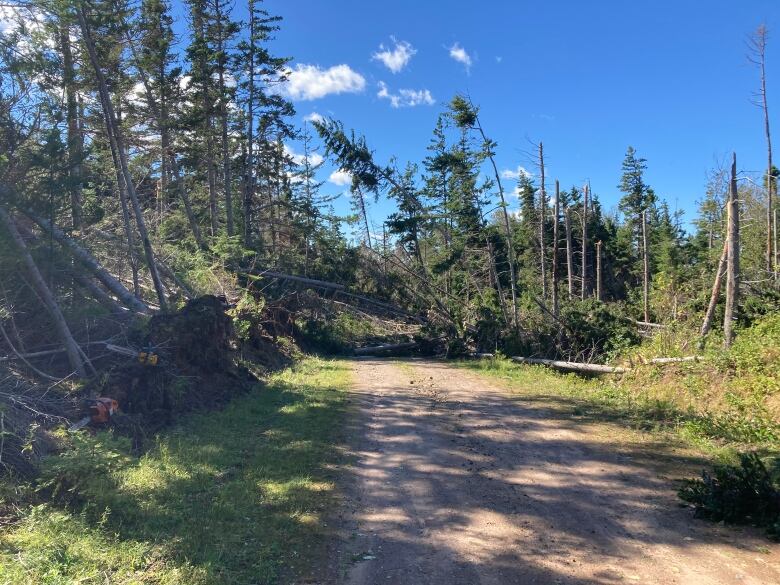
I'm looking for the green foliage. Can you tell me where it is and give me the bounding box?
[679,453,780,536]
[299,312,375,354]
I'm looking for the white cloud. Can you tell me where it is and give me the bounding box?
[372,37,416,73]
[280,64,365,101]
[377,81,434,108]
[284,144,324,167]
[304,112,324,124]
[448,42,473,70]
[329,169,353,187]
[501,166,533,180]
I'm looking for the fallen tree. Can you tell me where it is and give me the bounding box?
[510,356,628,374]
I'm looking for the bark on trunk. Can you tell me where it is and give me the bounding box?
[59,19,83,231]
[596,240,602,301]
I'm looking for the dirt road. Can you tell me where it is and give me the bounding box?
[333,358,780,584]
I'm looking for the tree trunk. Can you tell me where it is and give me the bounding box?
[77,5,168,311]
[723,153,740,348]
[539,142,547,299]
[510,356,627,374]
[59,19,83,231]
[244,0,256,246]
[0,205,86,377]
[642,209,650,323]
[215,0,233,236]
[581,183,588,299]
[596,240,602,302]
[699,239,728,342]
[552,180,560,316]
[565,206,574,299]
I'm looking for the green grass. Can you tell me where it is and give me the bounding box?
[458,356,780,460]
[0,356,352,585]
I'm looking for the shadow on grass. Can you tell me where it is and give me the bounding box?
[37,359,351,584]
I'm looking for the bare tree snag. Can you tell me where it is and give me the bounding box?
[77,5,168,311]
[642,209,650,323]
[539,142,547,299]
[581,183,589,299]
[748,25,774,276]
[552,179,560,316]
[0,205,86,377]
[723,153,740,349]
[565,206,574,299]
[699,240,728,344]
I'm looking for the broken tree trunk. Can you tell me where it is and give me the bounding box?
[699,240,728,345]
[510,356,627,374]
[0,205,87,377]
[21,209,149,313]
[77,6,168,311]
[723,152,740,349]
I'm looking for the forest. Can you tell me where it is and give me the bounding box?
[1,0,779,583]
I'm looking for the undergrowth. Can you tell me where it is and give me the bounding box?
[0,356,351,584]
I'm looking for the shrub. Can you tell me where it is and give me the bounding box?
[678,453,780,537]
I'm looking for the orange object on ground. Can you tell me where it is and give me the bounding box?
[88,397,119,423]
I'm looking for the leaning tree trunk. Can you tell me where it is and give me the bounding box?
[565,206,574,299]
[723,153,740,348]
[21,208,150,313]
[699,239,728,344]
[0,205,86,377]
[77,6,168,311]
[642,209,650,323]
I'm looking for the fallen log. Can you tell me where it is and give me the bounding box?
[354,341,419,355]
[635,321,665,329]
[510,356,627,374]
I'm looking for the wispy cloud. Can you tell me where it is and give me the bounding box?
[329,169,353,186]
[448,42,473,71]
[377,81,434,108]
[372,37,417,74]
[501,166,533,180]
[284,144,324,167]
[280,64,365,101]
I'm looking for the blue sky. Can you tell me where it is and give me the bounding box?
[185,0,778,234]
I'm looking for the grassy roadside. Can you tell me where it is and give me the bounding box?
[0,356,352,585]
[457,356,780,462]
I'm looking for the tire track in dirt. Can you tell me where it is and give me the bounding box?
[331,358,779,585]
